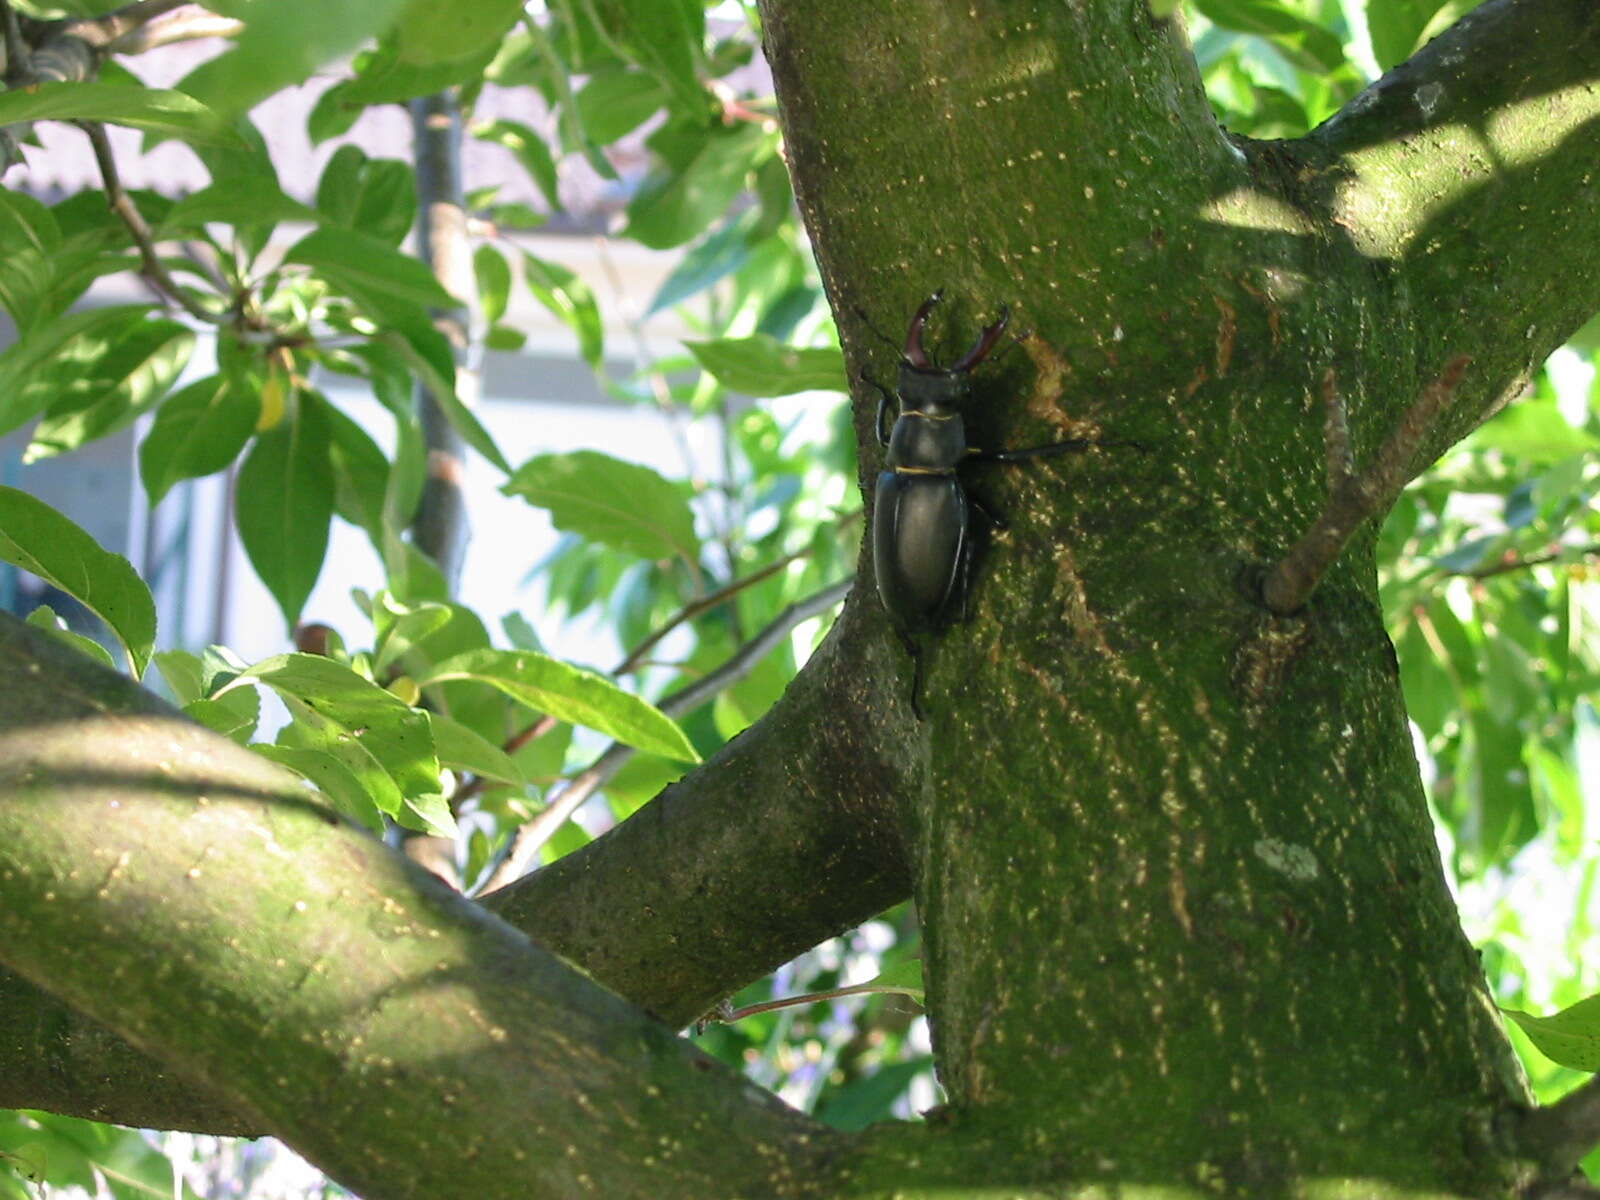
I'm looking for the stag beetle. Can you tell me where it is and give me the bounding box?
[863,290,1104,716]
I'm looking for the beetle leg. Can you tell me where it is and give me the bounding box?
[968,438,1094,463]
[896,628,927,721]
[860,370,897,446]
[967,491,1007,534]
[955,530,974,624]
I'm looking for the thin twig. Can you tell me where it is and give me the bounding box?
[102,11,242,55]
[1459,542,1600,581]
[613,516,860,675]
[709,981,917,1025]
[65,0,191,46]
[81,121,224,325]
[476,576,853,894]
[1262,357,1470,614]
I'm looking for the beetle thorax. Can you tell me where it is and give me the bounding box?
[887,401,966,470]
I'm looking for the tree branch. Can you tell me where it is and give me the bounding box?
[1262,358,1468,614]
[1518,1077,1600,1188]
[61,1,238,55]
[81,121,224,325]
[0,590,914,1125]
[490,592,914,1027]
[1312,0,1600,458]
[0,615,847,1196]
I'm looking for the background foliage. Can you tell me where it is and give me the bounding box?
[5,0,1598,1194]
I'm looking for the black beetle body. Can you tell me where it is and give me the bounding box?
[865,291,1098,714]
[869,292,1003,632]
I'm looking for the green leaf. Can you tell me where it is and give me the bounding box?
[864,959,926,1003]
[1367,0,1451,70]
[503,449,699,564]
[0,189,61,330]
[342,38,500,105]
[400,788,457,837]
[418,647,700,762]
[307,80,364,145]
[0,305,151,437]
[1467,711,1535,867]
[1191,0,1347,72]
[686,334,846,397]
[574,70,666,144]
[1504,992,1600,1072]
[377,327,510,473]
[24,605,116,670]
[160,178,318,235]
[0,486,156,675]
[648,213,754,315]
[475,119,562,212]
[814,1059,929,1133]
[428,711,526,785]
[25,319,195,460]
[393,0,524,65]
[624,123,772,250]
[153,648,206,705]
[178,0,411,120]
[285,226,458,311]
[501,611,544,652]
[235,398,335,629]
[253,743,384,832]
[593,0,706,116]
[1466,398,1600,462]
[373,592,455,674]
[474,243,512,326]
[321,396,391,540]
[0,81,236,144]
[183,689,260,744]
[139,374,261,504]
[223,652,441,817]
[314,146,416,247]
[1396,616,1454,738]
[521,252,603,366]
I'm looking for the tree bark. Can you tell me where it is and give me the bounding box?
[754,0,1600,1191]
[0,600,911,1133]
[0,617,846,1198]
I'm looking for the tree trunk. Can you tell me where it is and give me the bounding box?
[756,0,1600,1191]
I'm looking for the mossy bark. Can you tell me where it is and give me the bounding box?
[756,0,1600,1193]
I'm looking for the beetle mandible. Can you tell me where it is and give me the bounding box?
[863,290,1101,716]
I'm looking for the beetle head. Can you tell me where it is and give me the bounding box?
[895,361,971,412]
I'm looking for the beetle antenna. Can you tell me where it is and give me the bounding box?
[904,289,944,369]
[950,305,1010,374]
